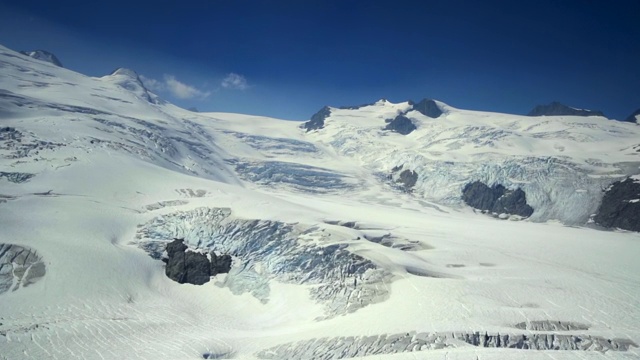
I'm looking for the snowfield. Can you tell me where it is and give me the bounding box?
[1,44,639,359]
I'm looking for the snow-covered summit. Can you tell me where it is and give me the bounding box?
[102,67,164,104]
[19,49,63,67]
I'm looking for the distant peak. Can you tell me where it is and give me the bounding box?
[19,50,63,67]
[527,101,605,118]
[623,109,640,124]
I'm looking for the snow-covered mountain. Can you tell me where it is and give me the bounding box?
[527,101,606,117]
[1,44,640,359]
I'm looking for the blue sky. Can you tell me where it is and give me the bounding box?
[0,0,638,120]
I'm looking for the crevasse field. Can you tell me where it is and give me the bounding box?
[1,44,639,359]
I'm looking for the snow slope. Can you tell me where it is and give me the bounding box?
[1,44,640,359]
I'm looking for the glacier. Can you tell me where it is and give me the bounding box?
[0,43,639,359]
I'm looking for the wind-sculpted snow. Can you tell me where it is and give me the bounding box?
[135,208,392,317]
[231,160,357,193]
[0,244,45,294]
[257,331,637,359]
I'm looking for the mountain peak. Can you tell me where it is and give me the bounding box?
[19,50,63,67]
[410,98,443,118]
[103,68,163,105]
[527,101,605,117]
[109,67,140,78]
[624,109,640,124]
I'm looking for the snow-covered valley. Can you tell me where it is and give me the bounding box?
[1,44,640,359]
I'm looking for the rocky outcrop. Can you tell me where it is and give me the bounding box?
[624,109,640,123]
[384,115,416,135]
[19,50,63,67]
[462,181,534,218]
[527,101,605,117]
[0,244,45,294]
[411,98,443,118]
[163,238,231,285]
[593,177,640,231]
[397,169,418,190]
[303,106,331,131]
[210,252,232,275]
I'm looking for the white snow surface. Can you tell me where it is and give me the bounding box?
[1,44,640,359]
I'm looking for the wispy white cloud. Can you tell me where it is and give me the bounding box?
[164,75,210,99]
[221,73,249,90]
[139,75,164,92]
[140,74,210,99]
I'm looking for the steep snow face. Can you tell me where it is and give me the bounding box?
[304,101,640,224]
[101,68,164,104]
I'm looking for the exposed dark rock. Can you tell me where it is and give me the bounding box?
[462,181,534,218]
[303,106,331,131]
[397,169,418,190]
[165,238,188,257]
[210,252,232,275]
[165,250,211,285]
[624,109,640,123]
[593,177,640,231]
[19,50,63,67]
[411,98,443,118]
[493,188,532,216]
[527,101,605,117]
[383,115,416,135]
[163,238,232,285]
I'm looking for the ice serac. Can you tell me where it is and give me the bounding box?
[0,244,45,294]
[303,106,331,131]
[135,207,392,317]
[411,98,443,118]
[258,330,637,358]
[593,176,640,231]
[624,108,640,123]
[527,101,605,117]
[19,50,63,67]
